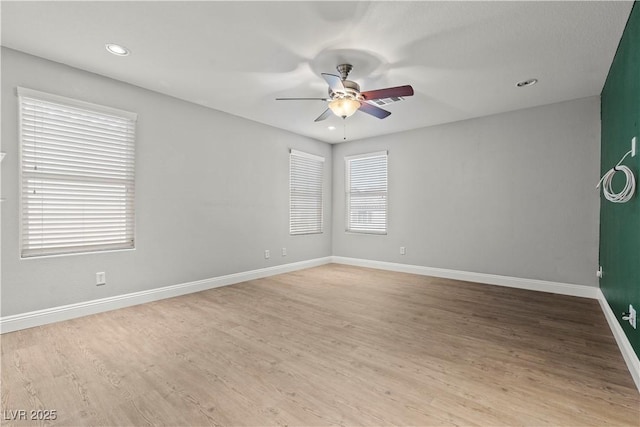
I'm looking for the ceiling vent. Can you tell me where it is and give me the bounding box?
[370,96,405,106]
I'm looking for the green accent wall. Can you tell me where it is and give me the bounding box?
[600,1,640,358]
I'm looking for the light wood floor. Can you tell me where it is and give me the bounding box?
[1,264,638,426]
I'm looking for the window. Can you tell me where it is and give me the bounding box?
[290,149,324,235]
[345,151,388,234]
[19,88,137,258]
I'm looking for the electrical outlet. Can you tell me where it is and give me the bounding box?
[96,272,106,286]
[596,266,603,278]
[623,305,636,329]
[632,136,636,157]
[264,250,270,259]
[281,247,287,257]
[400,246,406,255]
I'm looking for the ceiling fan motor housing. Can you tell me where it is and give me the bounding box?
[329,64,362,101]
[329,80,362,101]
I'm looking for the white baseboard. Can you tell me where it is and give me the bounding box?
[331,256,599,299]
[596,289,640,392]
[0,257,332,334]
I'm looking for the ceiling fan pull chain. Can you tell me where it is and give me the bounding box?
[343,120,347,141]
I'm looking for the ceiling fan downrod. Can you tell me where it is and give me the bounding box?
[336,64,353,81]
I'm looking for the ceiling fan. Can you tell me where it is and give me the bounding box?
[276,64,414,122]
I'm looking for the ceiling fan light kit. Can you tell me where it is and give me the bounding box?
[277,63,414,122]
[328,98,361,118]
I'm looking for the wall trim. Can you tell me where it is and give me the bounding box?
[596,289,640,392]
[0,257,332,334]
[331,256,599,299]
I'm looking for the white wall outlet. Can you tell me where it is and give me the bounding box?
[632,136,636,157]
[96,272,106,286]
[281,247,287,257]
[400,246,406,255]
[596,266,603,278]
[623,304,636,329]
[264,250,270,259]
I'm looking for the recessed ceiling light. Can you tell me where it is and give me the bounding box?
[516,78,538,88]
[105,43,130,56]
[328,126,336,131]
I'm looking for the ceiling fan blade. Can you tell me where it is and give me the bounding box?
[361,85,414,101]
[276,97,329,101]
[358,102,391,119]
[321,73,345,92]
[314,108,333,122]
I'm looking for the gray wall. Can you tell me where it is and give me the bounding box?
[1,47,601,319]
[332,97,601,286]
[1,48,332,316]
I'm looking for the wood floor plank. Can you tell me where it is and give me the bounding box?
[1,264,638,426]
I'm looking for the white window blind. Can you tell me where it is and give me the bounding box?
[290,149,324,235]
[345,151,388,234]
[18,87,137,258]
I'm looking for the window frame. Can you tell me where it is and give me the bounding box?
[345,150,388,235]
[18,87,137,258]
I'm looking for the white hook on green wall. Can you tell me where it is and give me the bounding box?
[596,137,636,203]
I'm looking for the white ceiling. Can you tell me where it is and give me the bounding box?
[1,1,633,143]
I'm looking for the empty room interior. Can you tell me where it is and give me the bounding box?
[1,1,639,426]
